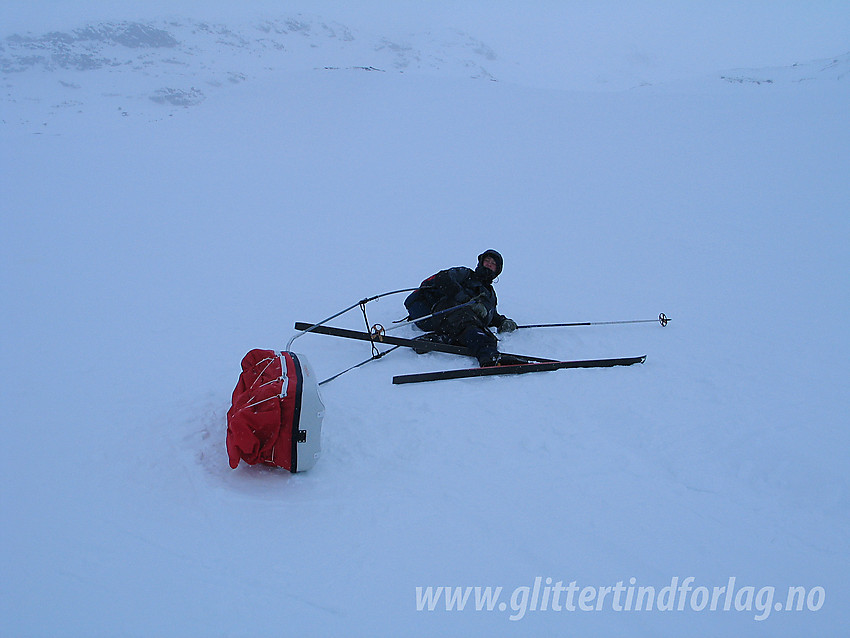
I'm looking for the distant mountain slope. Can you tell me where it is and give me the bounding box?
[2,15,846,131]
[0,15,504,129]
[0,16,498,72]
[720,51,850,85]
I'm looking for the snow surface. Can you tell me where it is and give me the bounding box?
[2,5,849,637]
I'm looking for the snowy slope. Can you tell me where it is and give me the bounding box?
[2,9,849,638]
[0,14,504,133]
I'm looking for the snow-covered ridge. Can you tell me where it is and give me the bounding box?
[0,15,500,127]
[720,51,850,85]
[0,16,497,76]
[2,15,847,132]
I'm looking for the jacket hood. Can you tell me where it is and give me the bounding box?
[476,249,503,278]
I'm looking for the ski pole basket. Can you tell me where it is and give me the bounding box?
[226,349,324,472]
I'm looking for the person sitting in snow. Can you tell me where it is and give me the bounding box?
[403,249,518,367]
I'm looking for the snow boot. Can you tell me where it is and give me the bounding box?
[477,351,502,367]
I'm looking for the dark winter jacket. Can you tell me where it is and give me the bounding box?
[404,266,507,334]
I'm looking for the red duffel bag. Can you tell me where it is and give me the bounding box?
[226,349,324,472]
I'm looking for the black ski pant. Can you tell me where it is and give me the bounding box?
[453,325,499,366]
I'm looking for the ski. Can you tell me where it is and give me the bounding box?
[292,322,556,363]
[392,355,646,385]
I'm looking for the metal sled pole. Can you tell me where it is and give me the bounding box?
[286,288,417,350]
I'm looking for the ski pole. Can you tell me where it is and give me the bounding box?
[517,313,670,329]
[382,299,476,333]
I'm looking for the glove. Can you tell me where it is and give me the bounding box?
[470,301,489,322]
[498,317,518,333]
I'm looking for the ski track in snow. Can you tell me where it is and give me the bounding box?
[2,10,849,638]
